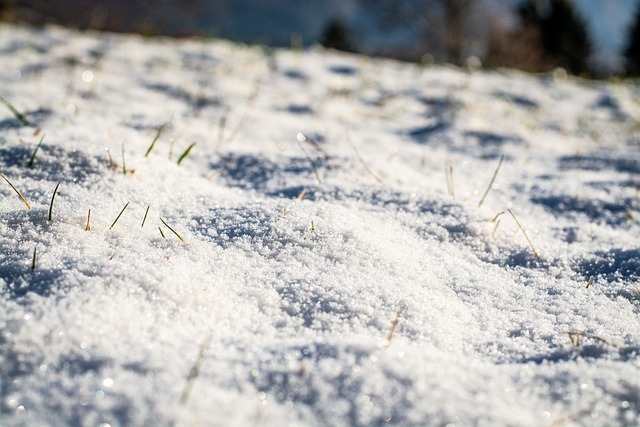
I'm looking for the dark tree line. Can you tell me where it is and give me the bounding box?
[625,1,640,76]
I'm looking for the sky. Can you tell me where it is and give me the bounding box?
[574,0,638,58]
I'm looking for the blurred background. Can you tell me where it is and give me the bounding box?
[1,0,639,77]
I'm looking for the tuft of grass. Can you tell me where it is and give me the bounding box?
[0,173,31,210]
[384,303,406,348]
[141,205,150,227]
[145,125,165,157]
[48,182,61,222]
[0,96,30,126]
[177,142,196,166]
[85,209,91,231]
[477,155,504,208]
[159,217,184,241]
[110,202,130,230]
[31,247,37,270]
[179,332,213,405]
[507,209,540,260]
[28,134,46,168]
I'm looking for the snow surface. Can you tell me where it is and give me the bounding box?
[0,24,639,427]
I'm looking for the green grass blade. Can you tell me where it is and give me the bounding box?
[478,155,504,208]
[158,227,166,238]
[110,202,130,230]
[0,96,30,126]
[145,125,164,157]
[159,217,184,241]
[28,134,46,168]
[32,247,37,270]
[0,173,31,210]
[48,181,61,222]
[141,205,150,227]
[177,142,196,166]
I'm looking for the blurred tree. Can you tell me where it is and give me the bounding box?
[624,2,640,76]
[518,0,592,75]
[321,19,353,52]
[441,0,475,65]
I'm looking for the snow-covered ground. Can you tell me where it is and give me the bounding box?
[0,24,639,427]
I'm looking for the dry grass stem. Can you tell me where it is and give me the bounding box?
[85,209,91,231]
[478,155,504,208]
[445,162,455,199]
[297,132,331,163]
[585,276,594,289]
[0,173,31,210]
[384,303,406,348]
[346,131,384,185]
[565,331,617,348]
[507,209,540,260]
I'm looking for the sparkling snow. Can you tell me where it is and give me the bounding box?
[0,24,639,427]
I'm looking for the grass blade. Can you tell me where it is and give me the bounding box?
[507,208,540,260]
[0,96,30,126]
[159,217,184,242]
[110,202,130,230]
[445,162,455,199]
[297,141,322,184]
[145,125,165,157]
[48,181,61,222]
[158,227,166,238]
[0,173,31,210]
[121,143,127,175]
[478,155,504,208]
[177,142,196,166]
[141,205,150,227]
[32,247,37,270]
[346,131,383,185]
[85,209,91,231]
[384,303,406,348]
[28,134,46,167]
[179,332,212,405]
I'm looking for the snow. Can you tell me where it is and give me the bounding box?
[0,23,639,427]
